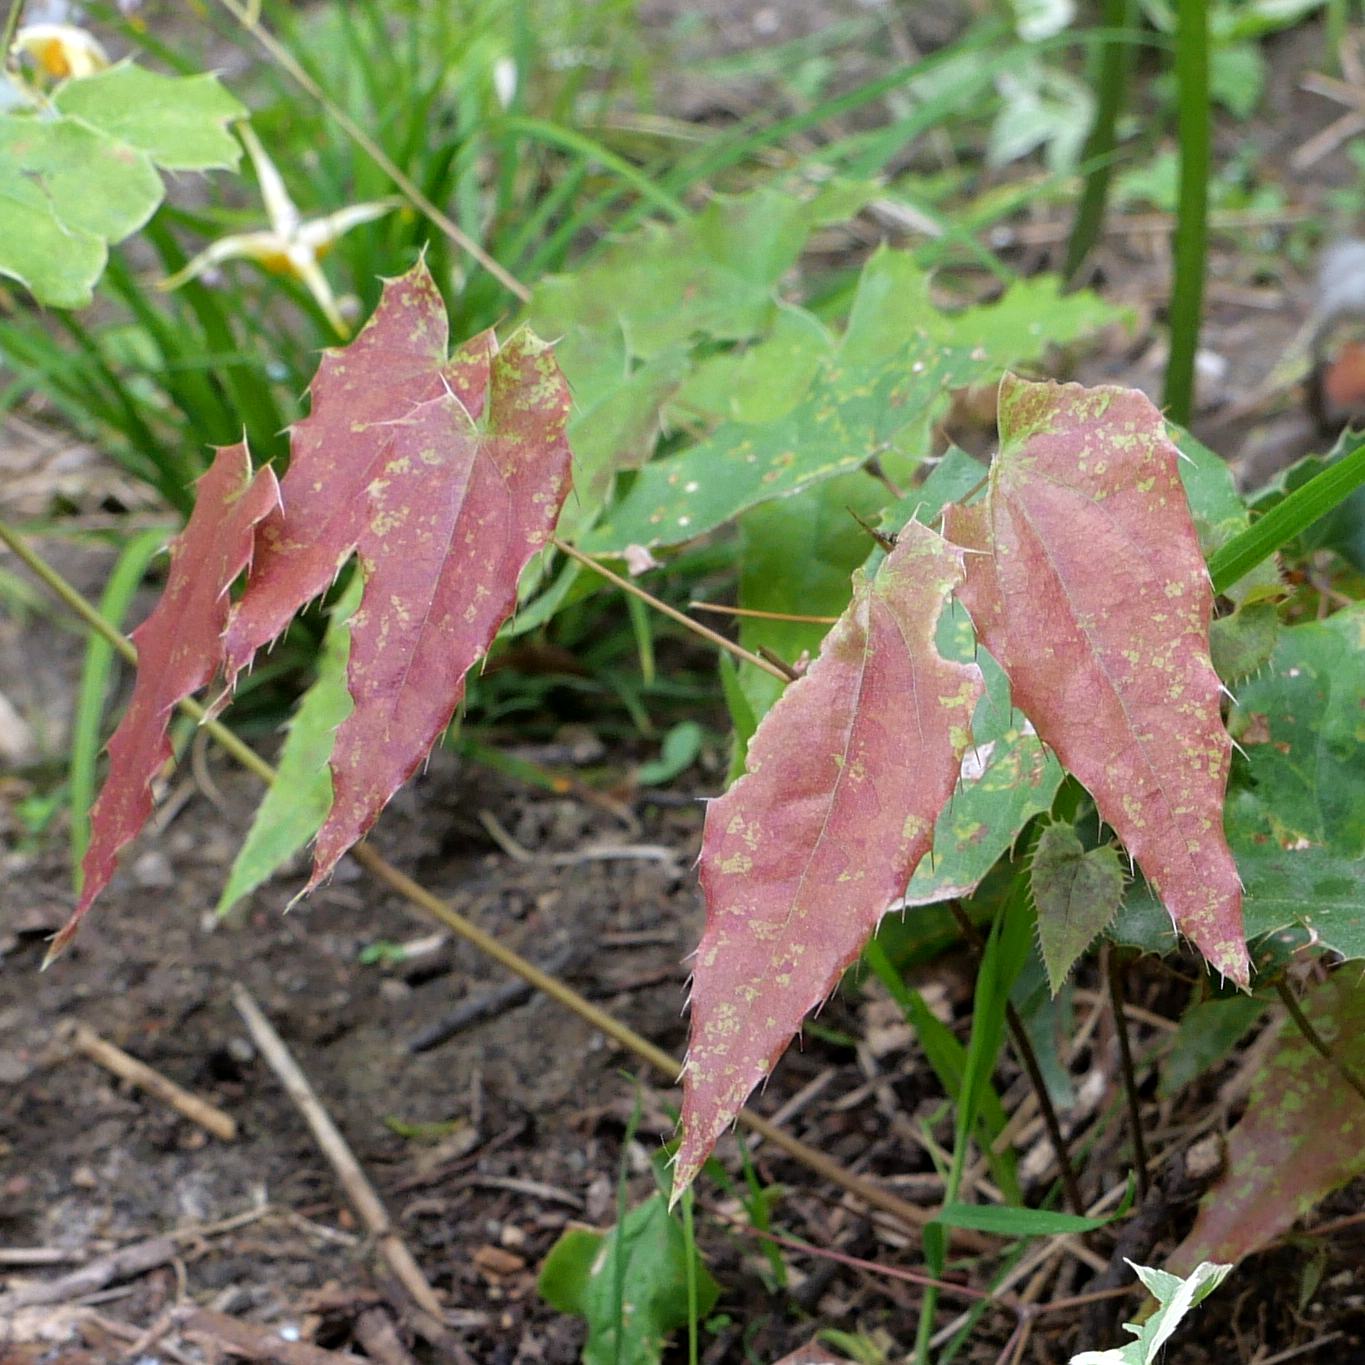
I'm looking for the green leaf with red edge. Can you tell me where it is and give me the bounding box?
[222,260,572,892]
[675,521,984,1195]
[49,443,279,961]
[944,376,1248,985]
[1169,971,1365,1271]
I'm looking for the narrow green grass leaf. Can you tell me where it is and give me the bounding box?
[937,1197,1123,1236]
[216,578,360,915]
[1209,441,1365,595]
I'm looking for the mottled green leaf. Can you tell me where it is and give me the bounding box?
[529,185,870,540]
[878,445,988,537]
[52,63,245,170]
[1071,1261,1233,1365]
[734,470,886,720]
[216,578,360,915]
[1226,604,1365,859]
[537,1195,719,1365]
[1169,973,1365,1270]
[674,305,833,425]
[900,600,1063,909]
[1209,601,1280,684]
[583,252,1123,552]
[1032,823,1125,994]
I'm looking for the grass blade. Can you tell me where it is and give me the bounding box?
[1163,0,1211,425]
[1065,0,1138,281]
[1209,441,1365,594]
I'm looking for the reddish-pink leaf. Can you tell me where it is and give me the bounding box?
[1169,972,1365,1269]
[676,521,984,1194]
[945,376,1248,984]
[49,444,280,962]
[223,261,572,889]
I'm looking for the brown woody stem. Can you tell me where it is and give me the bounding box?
[0,519,984,1248]
[689,601,838,625]
[553,537,793,682]
[1107,946,1151,1199]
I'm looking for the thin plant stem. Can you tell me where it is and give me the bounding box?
[1163,0,1210,424]
[689,602,838,625]
[1275,977,1365,1109]
[681,1189,699,1365]
[0,517,980,1246]
[553,537,793,683]
[213,0,531,302]
[1107,946,1151,1200]
[1,0,26,65]
[949,902,1086,1216]
[1064,0,1137,283]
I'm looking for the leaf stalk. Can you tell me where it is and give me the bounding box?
[1,0,26,68]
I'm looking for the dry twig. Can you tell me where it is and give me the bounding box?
[181,1308,365,1364]
[0,1235,176,1312]
[66,1021,237,1142]
[230,985,445,1320]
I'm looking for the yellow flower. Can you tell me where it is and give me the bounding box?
[159,124,400,338]
[12,22,109,80]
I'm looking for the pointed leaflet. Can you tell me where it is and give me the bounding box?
[50,444,279,960]
[1031,823,1126,994]
[676,522,984,1193]
[224,262,572,889]
[945,377,1248,984]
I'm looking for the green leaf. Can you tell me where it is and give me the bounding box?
[52,64,246,170]
[0,116,158,306]
[1209,601,1280,684]
[529,184,874,539]
[937,1197,1121,1237]
[0,62,244,307]
[536,1195,720,1365]
[1070,1261,1233,1365]
[1226,604,1365,859]
[878,445,988,537]
[1032,824,1126,995]
[734,470,886,721]
[901,600,1063,909]
[216,579,360,915]
[1159,996,1265,1098]
[637,721,704,787]
[583,252,1122,552]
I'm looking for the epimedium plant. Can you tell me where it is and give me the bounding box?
[8,8,1365,1363]
[34,252,1365,1198]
